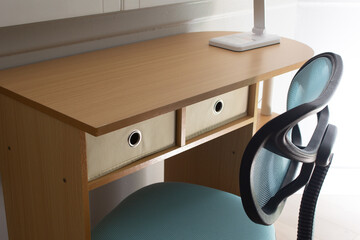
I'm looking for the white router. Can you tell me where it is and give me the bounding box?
[209,0,280,52]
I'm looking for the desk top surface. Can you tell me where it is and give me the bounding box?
[0,32,313,136]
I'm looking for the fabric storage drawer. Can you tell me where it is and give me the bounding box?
[86,112,176,181]
[186,87,249,140]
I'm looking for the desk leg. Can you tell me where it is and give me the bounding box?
[164,124,253,196]
[261,78,274,116]
[0,95,90,240]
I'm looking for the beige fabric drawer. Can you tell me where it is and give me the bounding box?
[86,112,176,181]
[186,87,249,140]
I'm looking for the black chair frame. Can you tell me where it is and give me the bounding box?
[240,52,343,240]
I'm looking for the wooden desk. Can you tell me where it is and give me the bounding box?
[0,32,313,240]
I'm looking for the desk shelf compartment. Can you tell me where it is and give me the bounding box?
[86,111,176,181]
[88,114,255,190]
[185,86,249,140]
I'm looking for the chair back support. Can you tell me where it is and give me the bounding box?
[287,57,333,110]
[240,53,342,226]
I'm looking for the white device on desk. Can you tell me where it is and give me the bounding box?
[209,0,280,51]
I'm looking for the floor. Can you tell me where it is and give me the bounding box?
[275,194,360,240]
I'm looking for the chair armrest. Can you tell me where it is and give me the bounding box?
[263,103,329,163]
[262,124,337,213]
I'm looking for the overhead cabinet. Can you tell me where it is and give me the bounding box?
[0,0,197,27]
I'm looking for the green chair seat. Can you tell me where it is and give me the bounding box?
[92,182,275,240]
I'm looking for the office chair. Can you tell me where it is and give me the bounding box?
[91,52,343,240]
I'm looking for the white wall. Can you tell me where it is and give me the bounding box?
[0,1,298,239]
[293,0,360,195]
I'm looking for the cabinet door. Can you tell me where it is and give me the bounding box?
[0,0,102,27]
[103,0,120,13]
[124,0,140,10]
[0,0,197,27]
[140,0,195,8]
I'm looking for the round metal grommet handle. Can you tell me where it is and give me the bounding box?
[128,130,142,147]
[213,99,224,115]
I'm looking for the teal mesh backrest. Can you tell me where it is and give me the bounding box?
[251,57,333,209]
[287,57,333,110]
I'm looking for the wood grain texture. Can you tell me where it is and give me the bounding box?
[0,32,313,136]
[88,116,253,190]
[247,83,260,134]
[256,110,279,131]
[0,95,90,240]
[165,124,254,196]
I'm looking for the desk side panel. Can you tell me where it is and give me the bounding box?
[0,95,90,240]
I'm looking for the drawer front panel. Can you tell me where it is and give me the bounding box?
[86,112,175,181]
[186,87,249,140]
